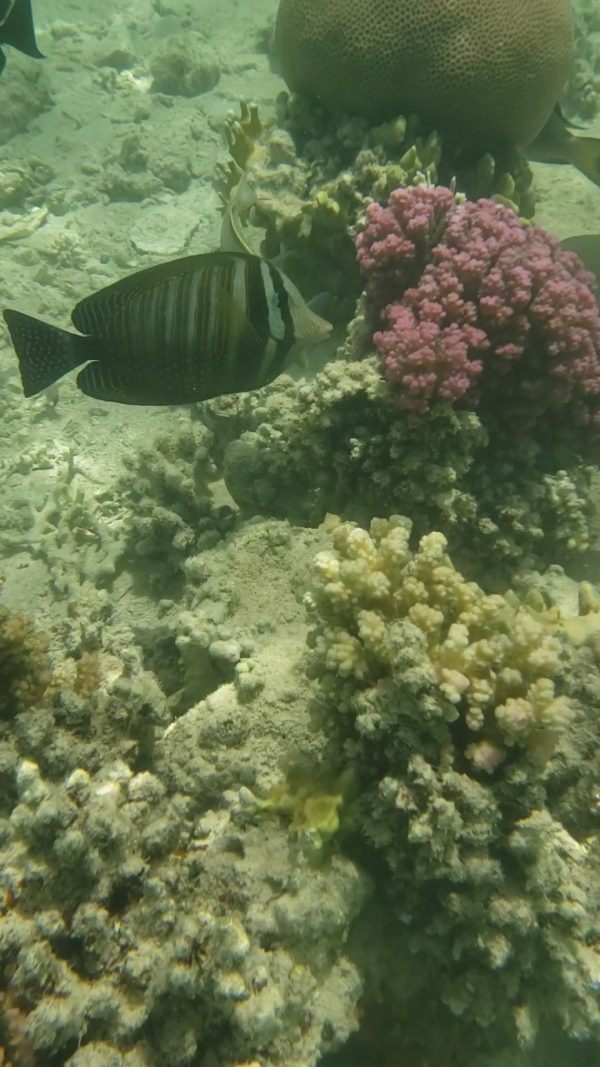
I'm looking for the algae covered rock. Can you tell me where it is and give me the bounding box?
[150,32,220,97]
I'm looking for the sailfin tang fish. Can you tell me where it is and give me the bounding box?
[0,0,44,74]
[3,251,331,405]
[529,105,600,189]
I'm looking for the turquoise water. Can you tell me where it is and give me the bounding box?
[0,3,599,1066]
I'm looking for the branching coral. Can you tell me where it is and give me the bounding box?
[0,447,122,600]
[117,421,235,589]
[304,515,600,1060]
[307,516,572,769]
[0,751,365,1067]
[357,186,600,437]
[215,357,595,571]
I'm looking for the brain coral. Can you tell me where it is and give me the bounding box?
[274,0,574,145]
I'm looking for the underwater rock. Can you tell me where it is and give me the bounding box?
[0,50,51,144]
[128,189,221,256]
[149,32,220,97]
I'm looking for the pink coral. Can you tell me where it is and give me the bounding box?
[356,185,456,301]
[357,188,600,434]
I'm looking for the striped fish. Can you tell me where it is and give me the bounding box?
[3,251,331,405]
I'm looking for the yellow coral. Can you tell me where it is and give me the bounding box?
[309,517,574,770]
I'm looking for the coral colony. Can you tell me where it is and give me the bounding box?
[357,186,600,433]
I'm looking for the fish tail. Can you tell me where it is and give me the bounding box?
[3,309,92,397]
[2,0,44,59]
[570,136,600,189]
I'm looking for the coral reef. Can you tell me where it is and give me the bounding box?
[117,421,235,590]
[274,0,573,145]
[1,5,599,1064]
[0,758,365,1066]
[208,184,598,568]
[307,516,573,770]
[217,96,534,327]
[0,446,123,601]
[0,618,170,813]
[0,516,370,1067]
[209,175,600,577]
[214,358,595,572]
[0,987,35,1067]
[304,514,600,1061]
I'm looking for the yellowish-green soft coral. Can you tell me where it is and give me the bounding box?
[309,516,572,771]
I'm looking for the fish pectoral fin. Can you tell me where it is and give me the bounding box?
[3,309,92,397]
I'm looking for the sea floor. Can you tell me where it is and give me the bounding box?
[1,3,599,1067]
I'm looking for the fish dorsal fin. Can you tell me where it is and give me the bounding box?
[1,0,44,58]
[220,200,254,255]
[72,252,257,333]
[220,175,263,257]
